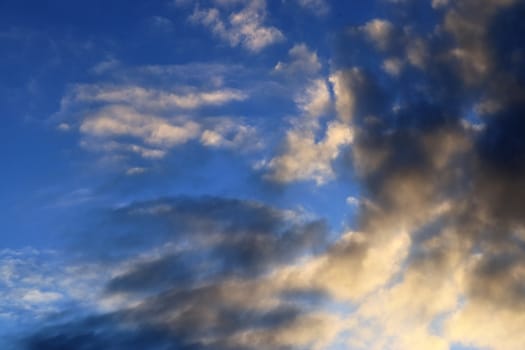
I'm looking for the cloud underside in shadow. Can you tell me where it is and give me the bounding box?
[21,196,331,350]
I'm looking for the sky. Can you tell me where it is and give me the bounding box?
[1,0,524,349]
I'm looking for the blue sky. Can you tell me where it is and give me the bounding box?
[1,1,525,349]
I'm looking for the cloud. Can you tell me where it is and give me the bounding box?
[78,108,259,160]
[345,16,431,72]
[126,167,148,176]
[148,15,174,31]
[329,68,386,124]
[274,43,322,76]
[54,64,259,165]
[91,58,120,75]
[80,139,167,159]
[190,0,284,52]
[265,121,353,185]
[69,84,247,111]
[11,2,525,349]
[21,290,63,304]
[346,196,359,206]
[80,106,201,147]
[294,78,331,117]
[445,298,525,350]
[81,106,200,146]
[17,196,333,350]
[382,57,403,76]
[0,248,111,328]
[13,191,447,349]
[294,0,330,15]
[57,123,70,131]
[324,0,525,348]
[432,0,449,8]
[229,312,343,350]
[264,60,353,185]
[360,19,394,51]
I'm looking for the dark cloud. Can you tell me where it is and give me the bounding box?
[24,291,303,350]
[20,196,328,350]
[335,0,525,327]
[23,314,205,350]
[87,195,325,297]
[74,196,326,261]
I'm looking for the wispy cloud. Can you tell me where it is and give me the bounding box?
[294,0,330,15]
[54,63,259,168]
[69,84,247,111]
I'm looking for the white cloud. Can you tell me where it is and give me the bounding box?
[329,69,360,122]
[80,105,201,147]
[79,106,258,159]
[347,263,459,350]
[54,67,257,163]
[190,0,284,52]
[382,57,404,76]
[360,19,394,51]
[91,58,120,75]
[21,290,62,304]
[70,84,247,111]
[445,300,525,350]
[126,167,148,175]
[346,196,360,206]
[264,69,353,185]
[266,121,353,185]
[294,78,331,117]
[274,43,322,75]
[0,249,110,322]
[200,118,259,149]
[57,123,71,131]
[80,140,167,159]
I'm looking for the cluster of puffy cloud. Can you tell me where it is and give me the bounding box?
[17,1,525,349]
[189,0,284,52]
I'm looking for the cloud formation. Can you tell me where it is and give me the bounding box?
[265,44,354,185]
[274,44,322,76]
[70,84,246,111]
[18,196,331,350]
[8,1,525,350]
[55,64,259,168]
[190,0,284,52]
[323,0,525,348]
